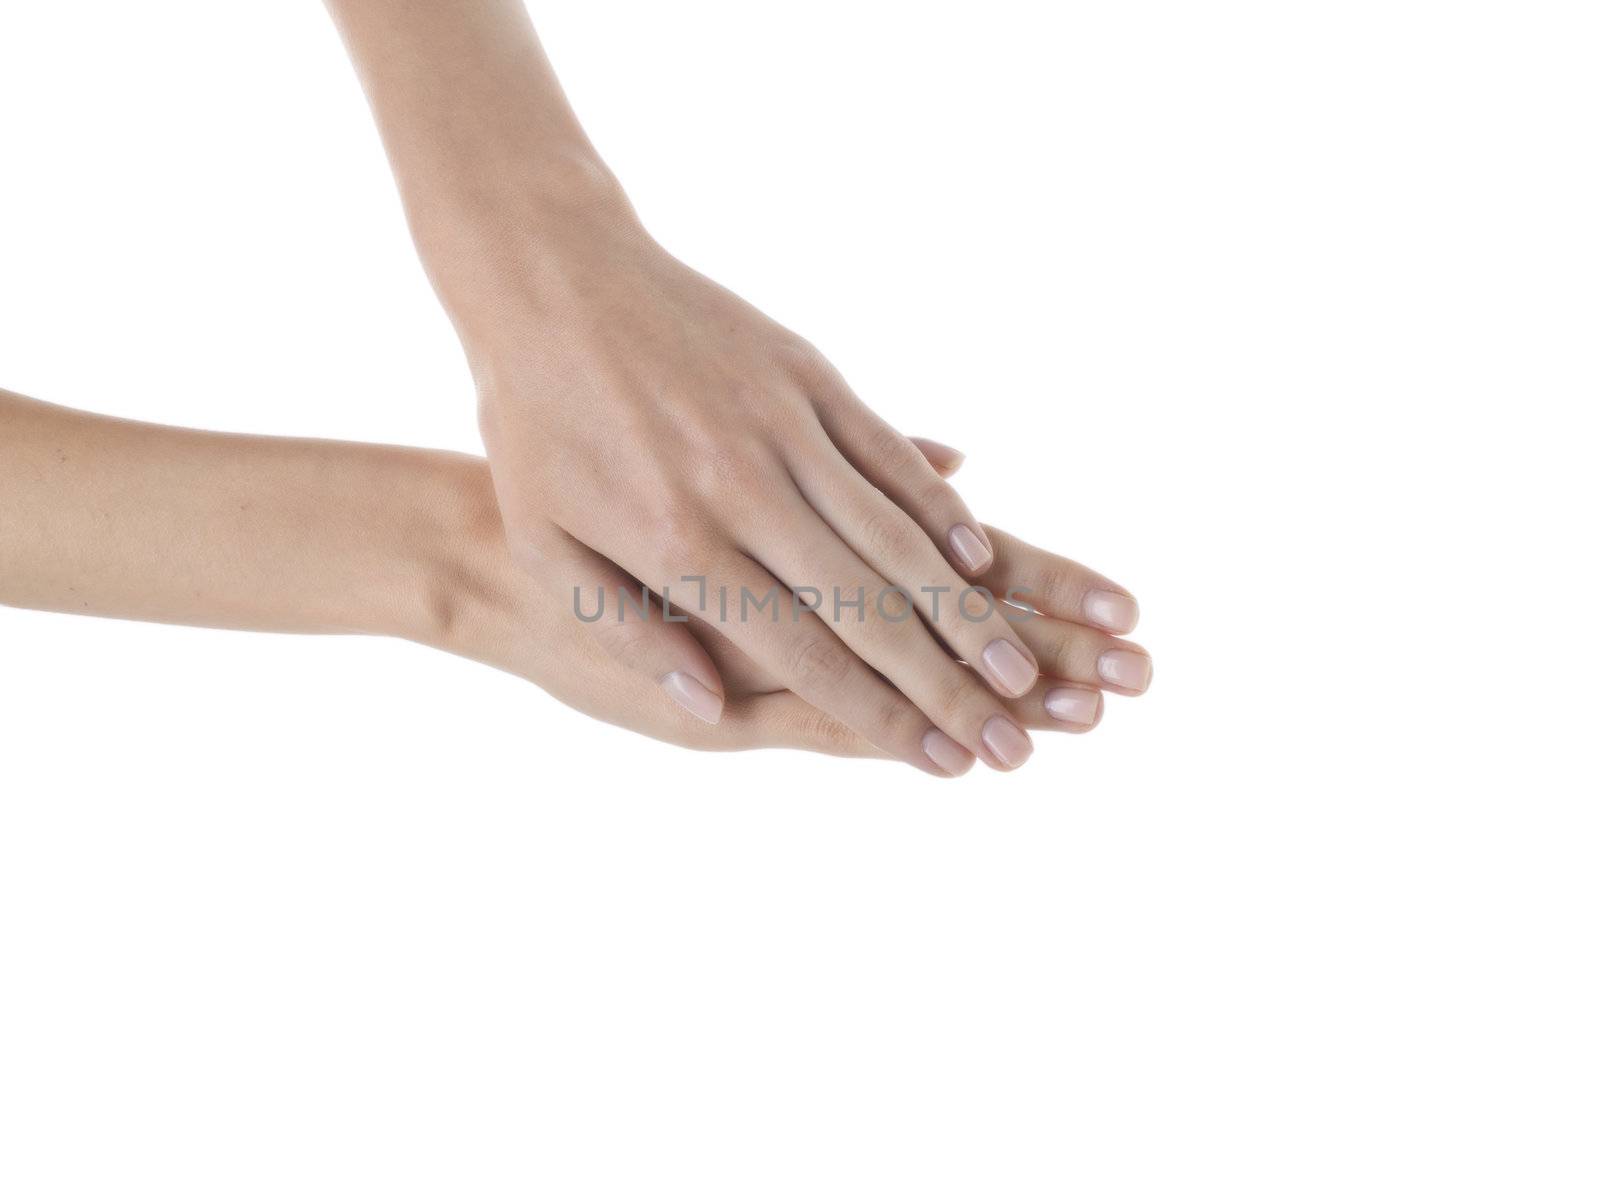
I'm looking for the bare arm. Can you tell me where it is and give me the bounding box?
[0,388,888,758]
[0,388,472,639]
[320,1,1149,772]
[321,0,618,322]
[0,388,1128,765]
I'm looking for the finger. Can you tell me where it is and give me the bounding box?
[812,388,995,576]
[984,525,1140,634]
[909,437,964,478]
[540,529,727,723]
[629,545,973,777]
[1002,682,1106,732]
[787,436,1044,704]
[1008,610,1155,697]
[695,617,786,694]
[721,691,891,758]
[743,499,1025,772]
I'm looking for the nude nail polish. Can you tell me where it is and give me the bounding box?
[1084,589,1139,634]
[1044,687,1101,726]
[922,729,974,776]
[662,671,723,723]
[948,524,993,573]
[917,439,965,475]
[1097,649,1152,693]
[981,716,1033,769]
[981,639,1038,697]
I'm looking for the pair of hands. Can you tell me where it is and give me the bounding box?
[478,439,1148,772]
[0,387,1139,773]
[442,196,1150,776]
[324,0,1149,773]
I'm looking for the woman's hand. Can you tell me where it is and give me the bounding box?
[444,435,1149,773]
[324,0,1145,772]
[458,197,1075,774]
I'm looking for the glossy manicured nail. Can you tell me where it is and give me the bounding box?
[1097,649,1152,693]
[1044,687,1101,726]
[948,524,993,573]
[981,716,1033,769]
[661,671,723,723]
[981,639,1037,697]
[1084,589,1139,634]
[922,729,974,776]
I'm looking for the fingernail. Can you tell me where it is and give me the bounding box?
[981,715,1033,769]
[919,440,965,475]
[1044,687,1101,726]
[948,524,993,573]
[1084,589,1139,634]
[981,639,1038,697]
[661,671,723,723]
[1097,649,1152,693]
[921,729,974,776]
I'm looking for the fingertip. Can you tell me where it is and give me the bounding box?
[921,728,975,777]
[980,638,1039,699]
[948,523,994,574]
[980,716,1034,771]
[661,670,724,723]
[1096,647,1153,694]
[910,437,965,478]
[1084,589,1140,634]
[1043,686,1103,729]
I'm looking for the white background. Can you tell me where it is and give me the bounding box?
[2,2,1597,1195]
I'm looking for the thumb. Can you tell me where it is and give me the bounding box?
[550,533,727,724]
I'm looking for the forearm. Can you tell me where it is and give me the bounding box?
[0,389,498,645]
[0,389,883,757]
[322,0,632,323]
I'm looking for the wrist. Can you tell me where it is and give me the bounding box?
[414,140,628,237]
[357,452,499,644]
[382,452,539,674]
[410,145,643,327]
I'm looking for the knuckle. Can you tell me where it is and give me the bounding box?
[757,394,816,441]
[865,419,917,470]
[787,634,855,692]
[854,606,915,662]
[932,669,986,721]
[1029,553,1083,612]
[914,473,960,517]
[776,336,834,384]
[600,618,660,671]
[856,505,918,564]
[850,588,916,643]
[1046,624,1083,670]
[650,496,715,568]
[688,438,772,503]
[799,705,854,752]
[875,586,917,624]
[871,694,922,749]
[954,584,1001,623]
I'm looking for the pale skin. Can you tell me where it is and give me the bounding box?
[0,389,1149,770]
[321,0,1151,773]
